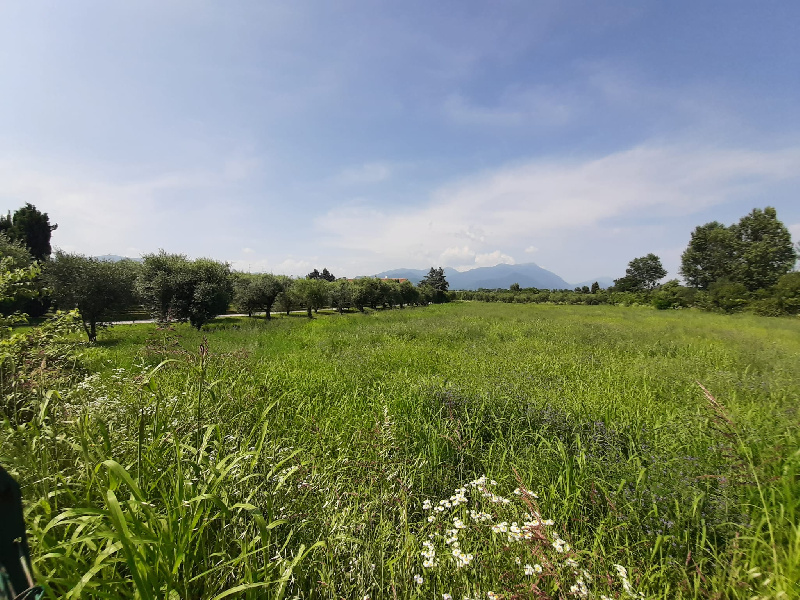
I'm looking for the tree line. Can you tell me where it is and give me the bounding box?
[0,204,455,341]
[1,203,798,342]
[460,207,799,315]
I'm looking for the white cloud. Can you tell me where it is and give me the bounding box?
[241,247,255,254]
[789,222,800,241]
[316,142,800,274]
[475,251,515,267]
[524,245,538,253]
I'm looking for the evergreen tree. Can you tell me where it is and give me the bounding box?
[419,267,449,303]
[4,204,58,261]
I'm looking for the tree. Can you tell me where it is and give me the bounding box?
[734,207,796,291]
[590,281,600,294]
[0,233,33,269]
[307,267,336,282]
[680,208,795,291]
[615,254,666,291]
[329,279,352,313]
[679,222,737,290]
[293,277,328,317]
[136,251,233,329]
[45,252,139,341]
[509,282,520,292]
[1,204,58,261]
[233,273,282,319]
[398,280,419,307]
[419,267,449,303]
[275,276,295,315]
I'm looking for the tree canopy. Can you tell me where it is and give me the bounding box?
[0,203,58,261]
[614,254,666,292]
[419,267,450,303]
[45,252,139,341]
[136,251,233,329]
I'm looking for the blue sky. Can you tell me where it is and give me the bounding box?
[1,1,799,282]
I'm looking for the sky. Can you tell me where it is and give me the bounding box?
[1,1,799,283]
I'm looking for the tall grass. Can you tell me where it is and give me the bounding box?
[2,304,798,598]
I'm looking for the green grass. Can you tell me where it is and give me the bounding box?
[3,303,799,598]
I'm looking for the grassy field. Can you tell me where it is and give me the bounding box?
[3,303,799,599]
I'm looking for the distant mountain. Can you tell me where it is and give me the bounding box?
[372,262,581,290]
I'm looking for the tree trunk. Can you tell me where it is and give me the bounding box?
[89,320,97,343]
[306,306,312,318]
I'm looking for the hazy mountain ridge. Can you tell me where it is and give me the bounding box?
[371,263,615,290]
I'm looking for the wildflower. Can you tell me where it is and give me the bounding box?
[552,536,570,553]
[413,574,423,584]
[443,595,452,600]
[524,564,535,576]
[487,593,497,600]
[569,578,589,598]
[423,559,436,568]
[490,479,497,485]
[428,515,436,523]
[565,558,579,568]
[453,517,466,529]
[515,556,521,565]
[423,499,432,510]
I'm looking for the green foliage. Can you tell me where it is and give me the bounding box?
[615,253,667,291]
[0,257,40,331]
[45,251,140,341]
[419,267,449,304]
[136,251,233,329]
[706,279,751,313]
[771,271,800,315]
[307,267,336,282]
[681,207,795,291]
[735,206,796,290]
[651,279,698,310]
[292,277,329,317]
[232,273,283,318]
[0,204,57,261]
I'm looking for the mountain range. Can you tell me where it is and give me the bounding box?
[371,263,615,291]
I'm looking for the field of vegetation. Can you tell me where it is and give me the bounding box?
[3,303,799,599]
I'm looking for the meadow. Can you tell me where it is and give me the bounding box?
[3,303,799,599]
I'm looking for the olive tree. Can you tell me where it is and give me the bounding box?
[45,252,139,341]
[233,273,283,318]
[136,251,233,329]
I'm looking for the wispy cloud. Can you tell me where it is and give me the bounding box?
[316,142,800,276]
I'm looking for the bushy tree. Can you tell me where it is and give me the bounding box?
[293,277,328,317]
[614,254,666,291]
[735,207,796,291]
[398,280,420,307]
[329,279,353,313]
[275,276,295,315]
[307,267,336,282]
[419,267,449,303]
[136,251,233,329]
[590,281,600,294]
[681,207,795,291]
[45,252,139,341]
[233,273,282,318]
[0,204,58,261]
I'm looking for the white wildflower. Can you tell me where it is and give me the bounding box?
[413,574,423,584]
